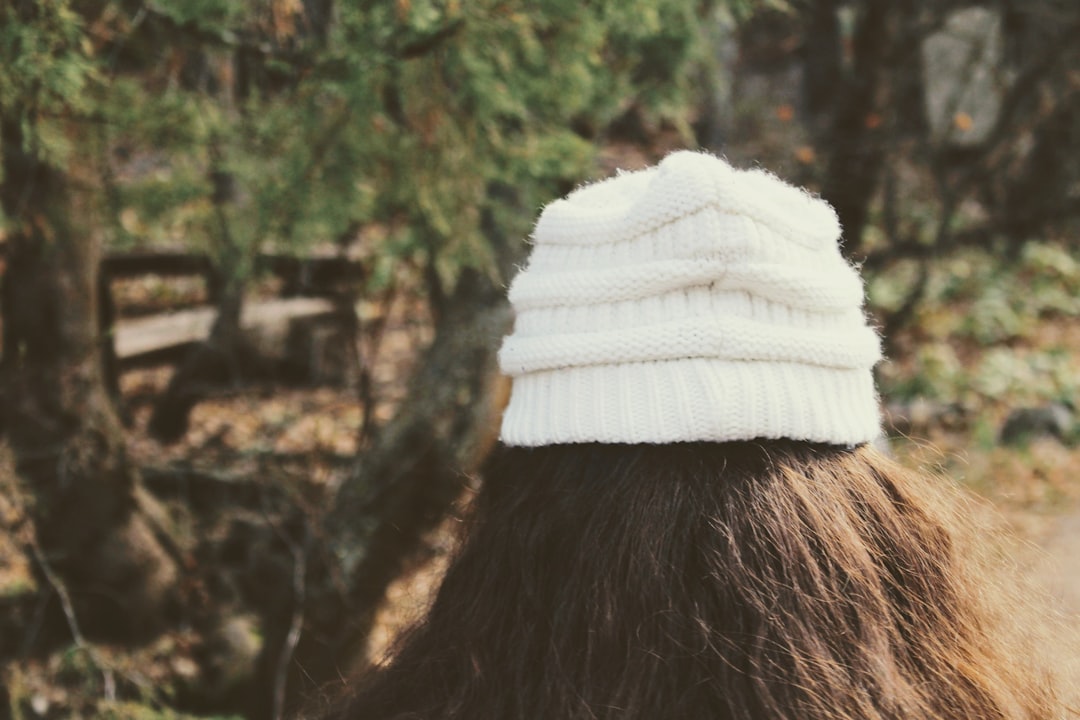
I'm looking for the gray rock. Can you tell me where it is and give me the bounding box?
[998,403,1075,446]
[197,613,264,701]
[922,7,1006,146]
[883,398,967,437]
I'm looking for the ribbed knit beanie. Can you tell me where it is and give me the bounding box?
[497,151,883,447]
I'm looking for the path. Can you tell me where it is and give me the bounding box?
[1022,505,1080,702]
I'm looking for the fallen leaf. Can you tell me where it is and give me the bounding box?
[794,145,817,164]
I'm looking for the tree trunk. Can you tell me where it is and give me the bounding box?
[252,268,510,719]
[801,0,842,121]
[819,0,916,257]
[148,167,259,444]
[1001,94,1080,244]
[0,117,180,641]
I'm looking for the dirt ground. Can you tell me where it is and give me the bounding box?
[1023,505,1080,702]
[1030,510,1080,620]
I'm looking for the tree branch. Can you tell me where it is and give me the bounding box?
[270,519,310,720]
[400,18,465,59]
[29,539,116,701]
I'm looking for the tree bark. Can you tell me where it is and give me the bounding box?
[148,167,258,444]
[801,0,842,121]
[819,0,918,258]
[0,117,180,641]
[1000,93,1080,244]
[252,268,510,719]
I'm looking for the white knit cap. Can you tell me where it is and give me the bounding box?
[497,151,883,446]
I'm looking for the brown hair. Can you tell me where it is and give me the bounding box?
[322,440,1064,719]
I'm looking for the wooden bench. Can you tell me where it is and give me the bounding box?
[113,297,339,362]
[98,251,363,390]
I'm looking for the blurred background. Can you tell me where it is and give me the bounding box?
[1,1,1078,718]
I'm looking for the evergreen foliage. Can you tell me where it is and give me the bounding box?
[3,0,741,284]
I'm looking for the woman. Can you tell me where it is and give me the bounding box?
[325,152,1063,719]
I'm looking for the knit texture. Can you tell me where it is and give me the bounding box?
[498,151,883,446]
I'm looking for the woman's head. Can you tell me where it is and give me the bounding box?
[322,153,1065,719]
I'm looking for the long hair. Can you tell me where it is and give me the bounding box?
[324,440,1063,719]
